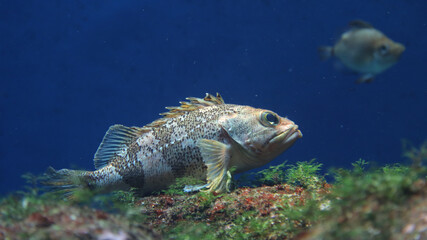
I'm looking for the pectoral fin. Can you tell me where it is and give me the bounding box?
[183,184,209,193]
[197,139,231,193]
[356,74,375,84]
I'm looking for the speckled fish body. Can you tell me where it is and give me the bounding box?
[45,93,302,196]
[319,20,405,83]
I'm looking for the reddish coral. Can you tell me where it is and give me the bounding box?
[212,203,226,213]
[27,212,53,228]
[95,210,109,220]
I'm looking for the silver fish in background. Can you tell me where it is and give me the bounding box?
[319,20,405,84]
[44,93,302,197]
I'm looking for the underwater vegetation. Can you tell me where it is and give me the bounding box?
[0,140,426,239]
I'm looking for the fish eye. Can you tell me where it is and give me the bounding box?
[378,44,389,55]
[261,112,279,126]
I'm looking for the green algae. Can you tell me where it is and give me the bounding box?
[302,140,427,240]
[255,161,288,186]
[285,159,324,190]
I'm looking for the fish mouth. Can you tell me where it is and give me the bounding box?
[269,125,302,145]
[393,43,405,59]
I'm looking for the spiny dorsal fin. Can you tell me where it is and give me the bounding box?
[93,124,147,169]
[146,93,224,128]
[349,20,373,29]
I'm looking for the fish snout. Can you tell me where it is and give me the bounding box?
[286,124,303,142]
[270,120,302,145]
[393,42,406,59]
[281,118,301,135]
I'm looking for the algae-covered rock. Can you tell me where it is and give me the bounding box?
[0,199,161,240]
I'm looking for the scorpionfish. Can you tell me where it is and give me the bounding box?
[45,93,302,197]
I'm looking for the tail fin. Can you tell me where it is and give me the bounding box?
[318,46,333,61]
[42,167,90,199]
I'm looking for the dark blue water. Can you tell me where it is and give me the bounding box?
[1,1,426,195]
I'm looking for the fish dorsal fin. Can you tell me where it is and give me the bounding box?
[146,93,224,128]
[348,20,373,29]
[93,124,147,169]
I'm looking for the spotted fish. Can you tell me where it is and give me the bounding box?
[45,93,302,197]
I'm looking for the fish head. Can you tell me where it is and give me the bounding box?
[221,106,302,168]
[372,37,405,71]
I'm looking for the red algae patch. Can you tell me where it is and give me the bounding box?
[137,183,331,232]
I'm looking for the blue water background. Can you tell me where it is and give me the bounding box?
[1,1,426,195]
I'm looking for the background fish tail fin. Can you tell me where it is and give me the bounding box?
[318,46,333,60]
[42,167,91,199]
